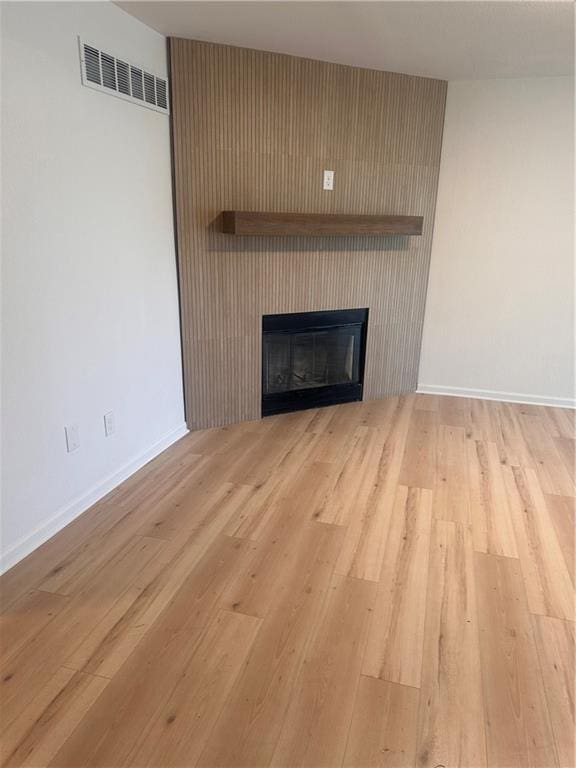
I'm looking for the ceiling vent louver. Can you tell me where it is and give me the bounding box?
[116,60,130,96]
[79,39,169,115]
[143,71,156,105]
[130,67,144,101]
[155,78,168,110]
[84,45,101,85]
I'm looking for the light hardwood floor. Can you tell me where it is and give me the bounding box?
[0,394,574,767]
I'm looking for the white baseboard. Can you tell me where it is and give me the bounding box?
[0,422,189,575]
[416,384,576,410]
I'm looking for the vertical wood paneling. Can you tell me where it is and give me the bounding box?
[170,39,447,429]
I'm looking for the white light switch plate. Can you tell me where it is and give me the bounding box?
[323,169,334,191]
[104,411,115,436]
[65,424,80,453]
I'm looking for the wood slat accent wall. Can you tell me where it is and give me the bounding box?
[170,38,447,430]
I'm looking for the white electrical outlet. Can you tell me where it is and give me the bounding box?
[104,411,115,437]
[323,169,334,191]
[65,424,80,453]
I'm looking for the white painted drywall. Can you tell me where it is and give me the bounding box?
[117,1,574,80]
[419,77,575,407]
[1,1,186,571]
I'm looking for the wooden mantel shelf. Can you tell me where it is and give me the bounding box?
[221,211,423,237]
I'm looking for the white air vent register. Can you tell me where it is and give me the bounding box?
[79,39,169,115]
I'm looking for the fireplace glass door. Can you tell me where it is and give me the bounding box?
[264,326,361,394]
[262,309,368,416]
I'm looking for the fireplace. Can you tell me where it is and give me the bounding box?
[262,309,368,416]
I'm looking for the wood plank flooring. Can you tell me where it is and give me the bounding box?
[0,394,573,767]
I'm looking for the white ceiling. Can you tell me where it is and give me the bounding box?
[116,1,574,80]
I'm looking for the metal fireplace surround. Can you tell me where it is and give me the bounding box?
[262,308,369,417]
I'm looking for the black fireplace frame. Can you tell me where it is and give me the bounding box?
[261,308,369,417]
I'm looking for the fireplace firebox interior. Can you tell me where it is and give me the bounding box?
[262,309,368,416]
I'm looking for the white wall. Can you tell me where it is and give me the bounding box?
[1,1,186,571]
[419,77,575,407]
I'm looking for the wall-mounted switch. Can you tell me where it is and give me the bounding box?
[104,411,115,437]
[65,424,80,453]
[323,169,334,191]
